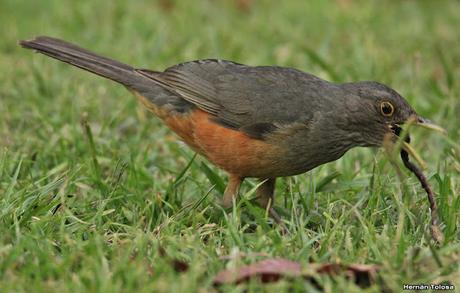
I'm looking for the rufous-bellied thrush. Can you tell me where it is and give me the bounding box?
[20,36,441,224]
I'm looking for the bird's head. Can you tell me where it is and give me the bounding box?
[340,81,443,147]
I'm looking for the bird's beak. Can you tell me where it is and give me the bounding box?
[388,115,446,140]
[395,115,445,170]
[414,116,447,135]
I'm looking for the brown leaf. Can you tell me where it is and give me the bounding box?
[213,259,301,285]
[343,264,379,287]
[213,258,379,288]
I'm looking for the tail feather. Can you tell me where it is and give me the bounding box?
[19,36,143,88]
[19,36,194,112]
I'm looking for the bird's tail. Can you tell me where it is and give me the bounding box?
[19,36,148,89]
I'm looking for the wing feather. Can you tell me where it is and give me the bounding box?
[137,60,335,139]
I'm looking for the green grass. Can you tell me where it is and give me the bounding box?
[1,0,459,291]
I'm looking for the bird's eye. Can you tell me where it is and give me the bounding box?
[380,101,394,117]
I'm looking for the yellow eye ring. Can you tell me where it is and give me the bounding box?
[380,101,394,117]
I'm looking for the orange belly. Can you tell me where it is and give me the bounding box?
[135,93,282,178]
[190,110,282,177]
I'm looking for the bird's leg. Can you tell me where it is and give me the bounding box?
[255,178,284,225]
[221,175,243,208]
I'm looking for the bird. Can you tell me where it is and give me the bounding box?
[20,36,434,223]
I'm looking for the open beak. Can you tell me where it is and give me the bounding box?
[387,116,445,168]
[388,115,446,142]
[415,116,447,135]
[391,116,446,170]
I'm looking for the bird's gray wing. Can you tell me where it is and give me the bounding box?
[137,59,332,139]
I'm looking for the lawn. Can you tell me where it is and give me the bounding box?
[1,0,459,292]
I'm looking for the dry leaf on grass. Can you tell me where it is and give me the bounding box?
[213,258,379,288]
